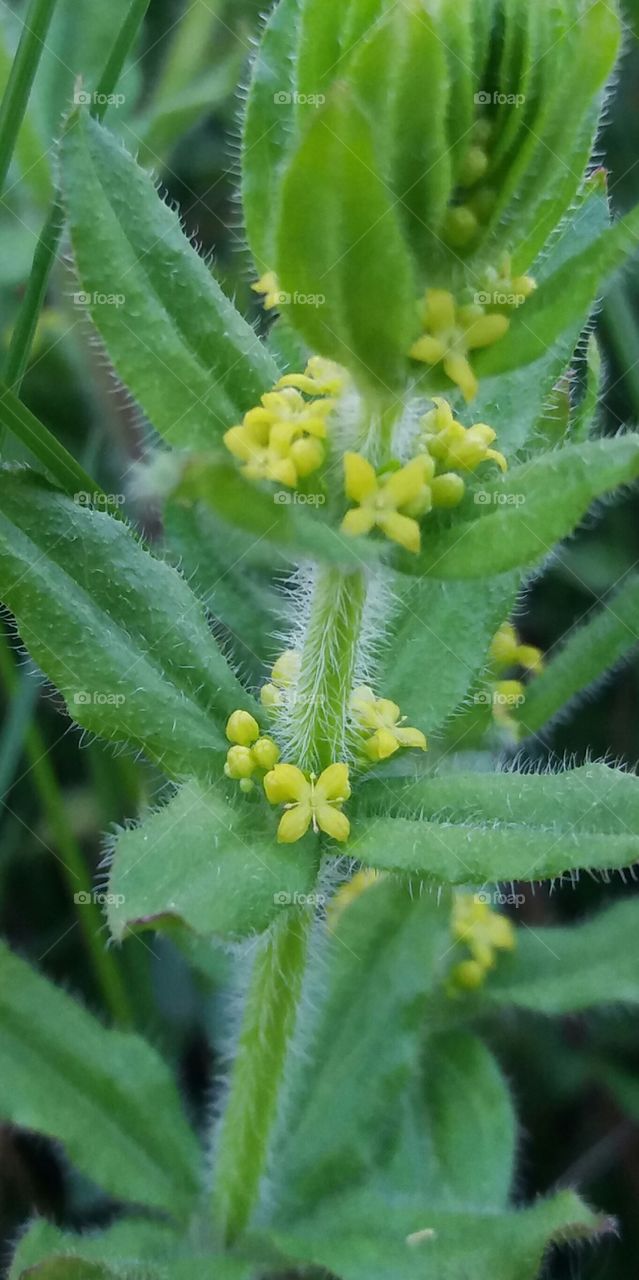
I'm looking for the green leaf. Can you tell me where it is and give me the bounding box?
[518,575,639,735]
[423,1032,516,1210]
[0,470,251,779]
[273,878,451,1217]
[265,1188,605,1280]
[382,573,521,737]
[107,780,318,942]
[10,1221,180,1280]
[473,898,639,1014]
[62,111,279,449]
[276,93,417,392]
[407,436,639,579]
[242,0,301,270]
[0,941,200,1218]
[352,763,639,883]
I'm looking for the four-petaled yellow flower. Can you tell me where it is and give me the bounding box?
[264,762,351,844]
[410,289,510,402]
[341,452,433,554]
[450,893,516,991]
[251,271,286,311]
[421,397,507,473]
[224,387,333,488]
[480,253,537,307]
[350,685,427,761]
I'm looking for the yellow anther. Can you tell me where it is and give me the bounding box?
[264,762,351,844]
[252,271,285,311]
[224,745,257,780]
[226,710,260,746]
[350,685,428,760]
[341,453,432,554]
[410,289,510,402]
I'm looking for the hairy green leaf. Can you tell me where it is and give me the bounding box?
[0,942,199,1218]
[107,781,318,942]
[62,111,278,448]
[353,764,639,882]
[0,471,251,778]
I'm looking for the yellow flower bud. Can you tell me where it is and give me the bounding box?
[225,745,257,779]
[290,435,325,477]
[431,473,466,508]
[444,206,479,247]
[226,709,260,746]
[260,683,282,709]
[252,736,280,770]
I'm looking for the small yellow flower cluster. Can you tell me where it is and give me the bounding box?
[264,762,351,844]
[260,649,301,710]
[410,289,510,402]
[224,710,280,793]
[350,686,427,762]
[251,271,284,311]
[489,622,544,734]
[449,893,516,991]
[420,397,507,477]
[480,253,537,308]
[341,453,433,554]
[443,119,494,249]
[224,363,337,489]
[277,356,347,397]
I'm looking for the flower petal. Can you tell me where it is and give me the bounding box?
[344,452,378,502]
[341,507,376,539]
[315,763,351,803]
[316,804,350,843]
[277,803,312,844]
[377,511,422,554]
[395,726,428,751]
[264,764,309,805]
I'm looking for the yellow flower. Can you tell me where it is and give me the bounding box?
[264,762,351,844]
[277,356,348,397]
[251,271,285,311]
[261,649,301,709]
[350,686,427,761]
[421,397,507,473]
[224,387,333,488]
[341,453,434,554]
[410,289,510,402]
[490,622,544,673]
[452,894,516,969]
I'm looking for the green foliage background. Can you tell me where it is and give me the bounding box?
[1,0,639,1276]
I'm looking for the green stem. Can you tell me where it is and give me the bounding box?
[0,0,59,198]
[0,634,133,1026]
[213,907,312,1245]
[2,0,151,401]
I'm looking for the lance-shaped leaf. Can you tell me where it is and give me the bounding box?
[62,111,279,449]
[10,1220,253,1280]
[107,781,318,942]
[276,93,417,392]
[264,1188,606,1280]
[0,942,200,1218]
[406,435,639,579]
[273,879,451,1218]
[0,470,253,779]
[518,575,639,735]
[352,763,639,883]
[472,898,639,1014]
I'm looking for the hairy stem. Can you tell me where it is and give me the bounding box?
[213,907,312,1245]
